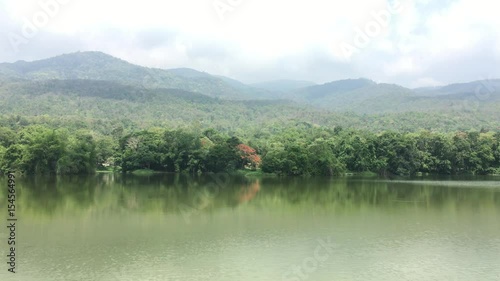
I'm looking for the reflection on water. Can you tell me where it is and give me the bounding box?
[0,174,499,281]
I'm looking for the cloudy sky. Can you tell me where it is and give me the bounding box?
[1,0,499,88]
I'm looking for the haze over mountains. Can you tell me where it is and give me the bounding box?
[0,51,499,132]
[2,51,499,110]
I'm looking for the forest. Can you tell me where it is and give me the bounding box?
[0,123,499,176]
[1,52,500,177]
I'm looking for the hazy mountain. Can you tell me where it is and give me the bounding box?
[251,80,316,93]
[288,78,500,113]
[167,68,213,79]
[414,80,500,97]
[285,78,408,112]
[1,78,497,134]
[413,86,444,95]
[0,52,263,99]
[1,51,499,115]
[167,69,273,99]
[317,83,414,112]
[209,75,279,99]
[296,78,376,100]
[0,51,149,81]
[0,78,347,133]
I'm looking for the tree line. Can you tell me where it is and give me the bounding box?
[0,124,499,176]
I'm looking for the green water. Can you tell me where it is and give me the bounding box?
[0,174,499,281]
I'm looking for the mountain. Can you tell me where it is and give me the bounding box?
[1,51,499,118]
[210,75,279,99]
[415,79,500,98]
[0,51,149,81]
[284,78,406,112]
[285,78,500,113]
[167,68,213,79]
[0,78,314,130]
[317,83,414,112]
[1,78,497,134]
[413,86,444,95]
[0,51,265,100]
[251,80,316,93]
[296,78,376,100]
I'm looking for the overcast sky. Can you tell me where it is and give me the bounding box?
[1,0,499,88]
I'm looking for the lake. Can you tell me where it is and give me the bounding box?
[0,174,499,281]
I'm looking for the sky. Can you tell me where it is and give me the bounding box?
[1,0,500,88]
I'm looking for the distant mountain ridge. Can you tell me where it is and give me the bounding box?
[0,51,499,114]
[298,78,376,99]
[0,52,265,99]
[251,80,317,93]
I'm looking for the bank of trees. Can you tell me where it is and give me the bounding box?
[0,126,97,174]
[0,125,262,175]
[260,128,500,176]
[0,124,499,176]
[118,129,261,173]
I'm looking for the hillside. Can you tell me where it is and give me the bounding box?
[0,78,329,133]
[0,78,498,135]
[0,51,499,133]
[2,52,500,113]
[296,78,376,100]
[251,80,316,94]
[415,80,500,97]
[287,78,500,114]
[0,52,265,100]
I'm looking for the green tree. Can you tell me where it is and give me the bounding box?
[58,132,97,174]
[17,126,66,174]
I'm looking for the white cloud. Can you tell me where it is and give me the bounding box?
[410,77,444,88]
[1,0,500,86]
[384,56,422,76]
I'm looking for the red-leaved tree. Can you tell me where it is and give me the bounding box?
[237,144,262,170]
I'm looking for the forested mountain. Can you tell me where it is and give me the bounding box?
[2,51,499,113]
[294,81,413,112]
[0,51,499,133]
[251,80,316,93]
[414,79,500,97]
[0,78,498,136]
[167,68,213,79]
[0,52,267,99]
[288,79,500,114]
[296,78,377,99]
[0,52,499,176]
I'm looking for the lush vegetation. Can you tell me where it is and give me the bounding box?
[258,126,500,176]
[1,52,499,177]
[1,124,498,176]
[2,79,500,137]
[1,52,500,137]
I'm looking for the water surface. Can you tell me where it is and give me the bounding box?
[0,174,499,281]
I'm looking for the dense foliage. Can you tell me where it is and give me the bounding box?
[2,78,500,135]
[0,126,96,174]
[1,52,499,176]
[1,124,498,176]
